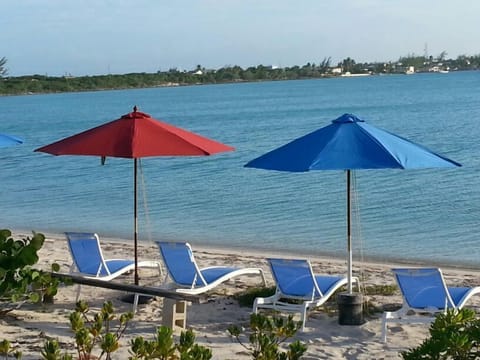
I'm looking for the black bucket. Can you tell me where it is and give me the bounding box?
[337,292,364,325]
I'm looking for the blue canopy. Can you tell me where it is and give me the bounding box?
[245,113,461,294]
[245,113,461,171]
[0,133,23,148]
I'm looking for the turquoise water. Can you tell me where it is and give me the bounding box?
[1,71,480,266]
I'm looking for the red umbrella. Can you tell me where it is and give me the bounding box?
[35,106,234,284]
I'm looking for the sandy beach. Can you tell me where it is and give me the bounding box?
[2,230,480,359]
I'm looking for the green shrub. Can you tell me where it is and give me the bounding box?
[402,308,480,359]
[0,229,63,313]
[40,339,72,360]
[129,326,212,360]
[228,313,307,360]
[0,339,22,359]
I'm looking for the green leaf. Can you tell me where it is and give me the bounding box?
[0,229,12,241]
[17,247,39,266]
[29,233,45,250]
[30,270,40,280]
[29,292,40,303]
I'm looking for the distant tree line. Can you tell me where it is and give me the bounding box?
[1,53,479,96]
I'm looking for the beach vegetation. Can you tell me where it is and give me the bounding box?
[401,308,480,360]
[37,300,212,360]
[0,229,63,314]
[29,262,63,304]
[0,339,22,359]
[228,313,307,360]
[235,286,276,307]
[41,339,72,360]
[129,326,212,360]
[363,284,397,296]
[21,300,133,359]
[66,300,132,360]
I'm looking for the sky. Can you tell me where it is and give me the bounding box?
[2,0,479,77]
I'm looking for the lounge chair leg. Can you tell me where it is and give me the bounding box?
[253,301,259,314]
[381,313,388,342]
[133,294,139,313]
[300,305,307,331]
[162,298,187,330]
[75,284,81,302]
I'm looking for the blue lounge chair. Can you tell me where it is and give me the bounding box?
[382,267,480,342]
[66,232,161,300]
[157,241,266,295]
[254,258,359,330]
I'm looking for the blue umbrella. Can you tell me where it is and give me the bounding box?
[245,113,460,293]
[0,133,23,148]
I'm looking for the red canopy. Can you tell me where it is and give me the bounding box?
[36,107,234,157]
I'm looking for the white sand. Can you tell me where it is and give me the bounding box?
[2,230,480,359]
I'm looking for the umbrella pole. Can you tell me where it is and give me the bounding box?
[347,169,353,294]
[121,158,151,305]
[134,158,139,285]
[337,169,363,326]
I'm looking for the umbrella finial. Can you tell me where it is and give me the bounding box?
[333,113,364,124]
[133,105,138,113]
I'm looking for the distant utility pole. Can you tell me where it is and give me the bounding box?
[424,43,429,60]
[0,56,7,77]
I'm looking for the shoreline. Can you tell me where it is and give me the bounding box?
[14,227,480,271]
[4,229,480,359]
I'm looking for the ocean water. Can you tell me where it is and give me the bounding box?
[1,71,480,267]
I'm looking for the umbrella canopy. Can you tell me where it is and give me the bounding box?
[245,113,460,293]
[0,133,23,148]
[35,106,234,284]
[35,106,232,158]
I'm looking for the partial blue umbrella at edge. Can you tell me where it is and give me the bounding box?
[244,113,461,294]
[0,133,23,148]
